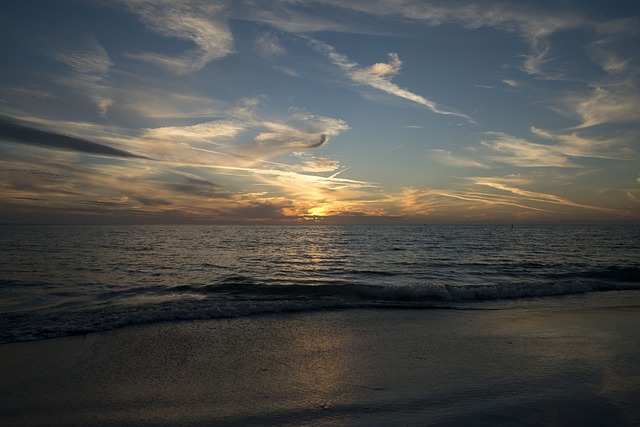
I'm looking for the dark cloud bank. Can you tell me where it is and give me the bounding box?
[0,117,147,159]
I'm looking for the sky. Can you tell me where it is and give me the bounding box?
[1,0,639,224]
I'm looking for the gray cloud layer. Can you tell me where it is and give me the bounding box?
[0,117,148,159]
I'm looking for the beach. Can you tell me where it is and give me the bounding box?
[2,298,639,426]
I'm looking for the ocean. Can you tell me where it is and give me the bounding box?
[1,224,639,344]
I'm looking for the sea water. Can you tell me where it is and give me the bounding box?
[1,224,639,343]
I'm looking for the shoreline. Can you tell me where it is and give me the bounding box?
[3,288,639,346]
[1,305,639,426]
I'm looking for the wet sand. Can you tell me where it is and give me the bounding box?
[1,304,639,426]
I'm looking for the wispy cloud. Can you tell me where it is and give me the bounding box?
[325,1,583,78]
[273,1,639,130]
[255,32,286,57]
[290,152,340,173]
[481,132,576,168]
[51,36,113,115]
[529,126,635,161]
[308,38,470,120]
[53,37,112,76]
[122,1,233,74]
[473,178,619,213]
[627,191,640,204]
[143,120,245,145]
[390,186,560,221]
[445,125,636,171]
[238,2,355,34]
[234,113,349,160]
[118,90,227,121]
[274,66,300,77]
[388,172,627,222]
[588,17,640,75]
[384,144,405,154]
[430,149,488,168]
[129,105,350,167]
[323,0,640,97]
[564,84,640,129]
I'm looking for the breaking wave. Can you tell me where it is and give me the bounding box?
[2,270,639,344]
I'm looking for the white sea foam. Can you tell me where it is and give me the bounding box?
[367,280,640,301]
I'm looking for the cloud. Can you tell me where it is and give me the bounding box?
[627,191,640,204]
[274,66,300,77]
[161,158,382,221]
[308,38,470,120]
[167,175,232,199]
[588,17,640,75]
[256,32,285,57]
[384,144,405,154]
[233,201,293,220]
[236,132,329,160]
[320,0,640,90]
[126,104,350,168]
[255,130,327,148]
[473,178,619,213]
[143,120,245,144]
[475,123,639,169]
[199,163,375,193]
[289,153,340,173]
[0,117,147,159]
[259,1,638,129]
[322,1,583,78]
[566,84,640,129]
[481,132,575,168]
[588,41,631,75]
[238,2,355,34]
[118,90,227,120]
[390,185,561,220]
[73,89,349,168]
[430,149,488,168]
[0,149,158,219]
[53,37,112,76]
[388,172,627,222]
[235,113,349,159]
[51,36,113,115]
[529,126,636,161]
[356,52,402,78]
[122,1,233,74]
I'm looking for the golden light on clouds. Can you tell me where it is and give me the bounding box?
[1,1,639,223]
